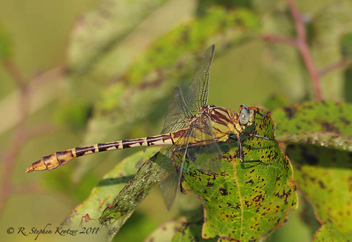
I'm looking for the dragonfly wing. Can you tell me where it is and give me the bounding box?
[184,45,215,113]
[159,128,192,210]
[160,113,223,210]
[159,148,179,211]
[161,87,192,134]
[159,46,217,210]
[187,114,222,173]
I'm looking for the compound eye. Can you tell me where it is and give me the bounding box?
[239,108,249,125]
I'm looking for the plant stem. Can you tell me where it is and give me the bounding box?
[263,0,323,101]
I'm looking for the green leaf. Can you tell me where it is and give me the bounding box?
[273,101,352,150]
[62,147,160,241]
[314,222,352,241]
[277,132,352,152]
[272,101,352,239]
[178,107,297,241]
[286,144,352,240]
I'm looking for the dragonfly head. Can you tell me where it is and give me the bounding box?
[238,104,254,129]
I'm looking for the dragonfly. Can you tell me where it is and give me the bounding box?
[26,45,270,210]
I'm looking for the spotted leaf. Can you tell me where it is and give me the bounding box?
[177,107,297,241]
[273,101,352,240]
[273,101,352,141]
[286,145,352,240]
[314,221,352,241]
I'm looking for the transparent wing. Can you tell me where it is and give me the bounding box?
[159,128,191,210]
[162,45,215,133]
[159,151,179,211]
[159,46,217,210]
[160,114,222,210]
[161,87,192,134]
[184,45,215,114]
[187,114,222,173]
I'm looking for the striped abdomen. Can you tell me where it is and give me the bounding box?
[25,133,179,173]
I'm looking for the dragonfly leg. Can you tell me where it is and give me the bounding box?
[235,132,244,162]
[235,132,267,165]
[253,109,271,117]
[240,130,271,141]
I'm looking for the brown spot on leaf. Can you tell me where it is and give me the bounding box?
[219,188,228,196]
[340,117,351,125]
[283,106,297,119]
[318,180,326,189]
[320,121,339,133]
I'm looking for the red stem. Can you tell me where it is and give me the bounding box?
[263,0,323,101]
[296,43,322,101]
[287,0,322,101]
[287,0,306,42]
[319,59,349,77]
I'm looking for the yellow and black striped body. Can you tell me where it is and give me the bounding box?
[25,105,246,173]
[25,134,176,173]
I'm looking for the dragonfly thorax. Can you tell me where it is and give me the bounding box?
[185,104,256,144]
[205,105,236,141]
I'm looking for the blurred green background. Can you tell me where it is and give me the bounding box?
[1,0,351,241]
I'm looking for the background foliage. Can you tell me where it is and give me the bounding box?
[1,0,352,241]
